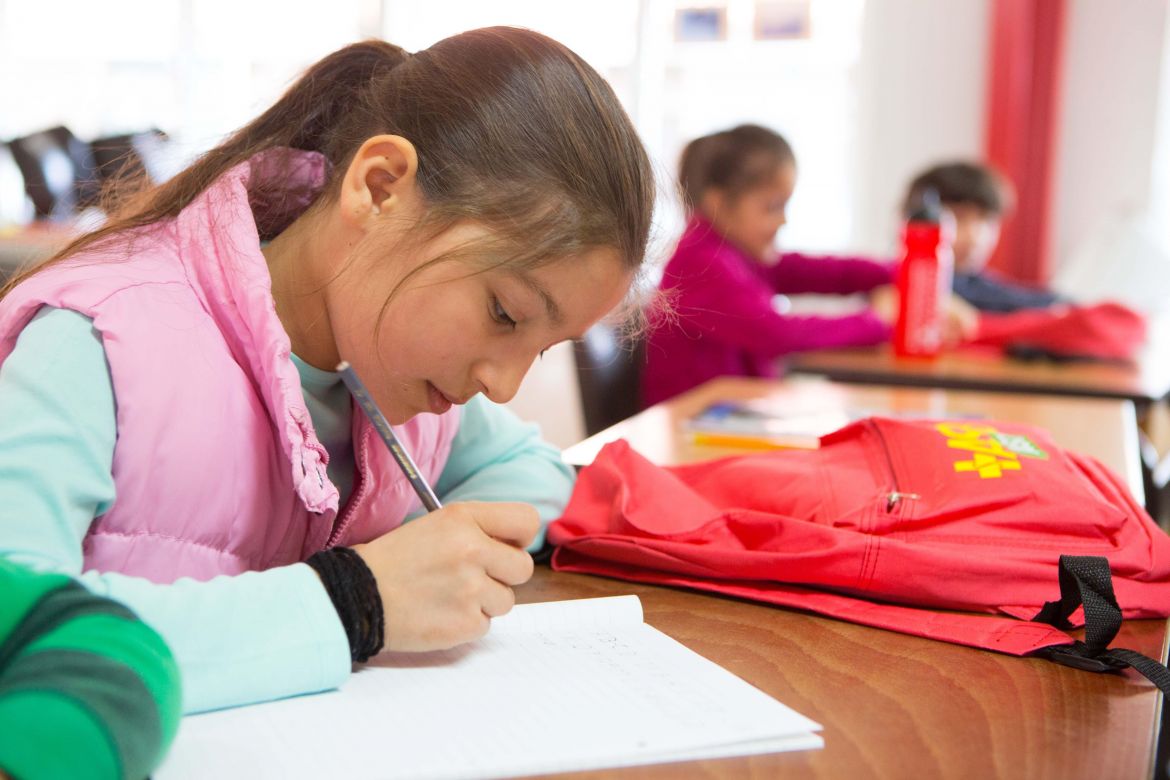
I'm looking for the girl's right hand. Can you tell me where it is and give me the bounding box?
[351,501,539,652]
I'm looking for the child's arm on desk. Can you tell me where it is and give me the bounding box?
[767,251,894,295]
[679,252,891,356]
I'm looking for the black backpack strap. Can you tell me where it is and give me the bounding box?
[1031,555,1170,693]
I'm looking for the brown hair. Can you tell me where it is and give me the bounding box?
[2,28,654,300]
[677,124,794,213]
[902,161,1014,218]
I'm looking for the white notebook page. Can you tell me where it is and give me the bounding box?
[158,596,822,780]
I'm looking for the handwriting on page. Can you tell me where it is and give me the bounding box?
[157,597,821,780]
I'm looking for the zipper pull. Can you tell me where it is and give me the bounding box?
[886,491,921,512]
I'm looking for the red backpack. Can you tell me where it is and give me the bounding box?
[968,301,1147,361]
[550,417,1170,689]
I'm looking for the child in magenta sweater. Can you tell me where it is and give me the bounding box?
[642,125,896,406]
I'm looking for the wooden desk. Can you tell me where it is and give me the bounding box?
[552,376,1163,779]
[563,375,1144,504]
[519,567,1166,780]
[788,339,1170,409]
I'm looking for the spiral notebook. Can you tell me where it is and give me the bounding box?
[157,596,822,780]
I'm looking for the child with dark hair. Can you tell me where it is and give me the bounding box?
[642,124,899,407]
[904,161,1062,313]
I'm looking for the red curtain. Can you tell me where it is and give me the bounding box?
[984,0,1068,284]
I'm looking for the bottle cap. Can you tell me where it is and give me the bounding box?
[907,187,942,224]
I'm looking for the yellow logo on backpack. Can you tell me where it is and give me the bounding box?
[935,422,1049,479]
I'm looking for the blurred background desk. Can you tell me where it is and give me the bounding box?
[551,375,1162,779]
[562,375,1144,504]
[787,340,1170,410]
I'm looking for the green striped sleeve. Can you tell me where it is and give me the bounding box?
[0,558,181,780]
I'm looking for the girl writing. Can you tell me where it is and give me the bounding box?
[0,28,653,713]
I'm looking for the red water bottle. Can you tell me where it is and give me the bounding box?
[893,189,954,358]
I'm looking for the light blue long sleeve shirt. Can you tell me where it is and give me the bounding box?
[0,307,575,713]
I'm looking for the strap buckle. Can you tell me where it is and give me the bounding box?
[1031,556,1170,693]
[1041,643,1128,673]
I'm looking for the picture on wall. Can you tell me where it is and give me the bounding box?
[754,0,812,40]
[675,5,728,43]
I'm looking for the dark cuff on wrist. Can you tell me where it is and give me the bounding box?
[306,546,385,662]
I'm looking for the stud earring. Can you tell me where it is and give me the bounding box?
[372,204,382,216]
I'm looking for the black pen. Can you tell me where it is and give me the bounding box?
[337,361,443,512]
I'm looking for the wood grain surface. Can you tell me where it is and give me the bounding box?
[518,567,1166,780]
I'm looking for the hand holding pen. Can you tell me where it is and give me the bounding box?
[338,362,540,651]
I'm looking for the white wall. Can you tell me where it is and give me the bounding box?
[1155,6,1170,235]
[0,0,382,144]
[850,0,990,257]
[1054,0,1169,268]
[1051,0,1170,312]
[634,0,869,256]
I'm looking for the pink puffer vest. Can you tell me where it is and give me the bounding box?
[0,150,460,582]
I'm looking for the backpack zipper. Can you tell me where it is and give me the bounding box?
[869,420,920,514]
[886,491,922,512]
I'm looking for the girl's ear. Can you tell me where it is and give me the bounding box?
[698,188,725,222]
[339,134,420,228]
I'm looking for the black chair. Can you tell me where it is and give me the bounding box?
[573,322,646,436]
[7,126,100,220]
[89,129,169,193]
[0,142,33,228]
